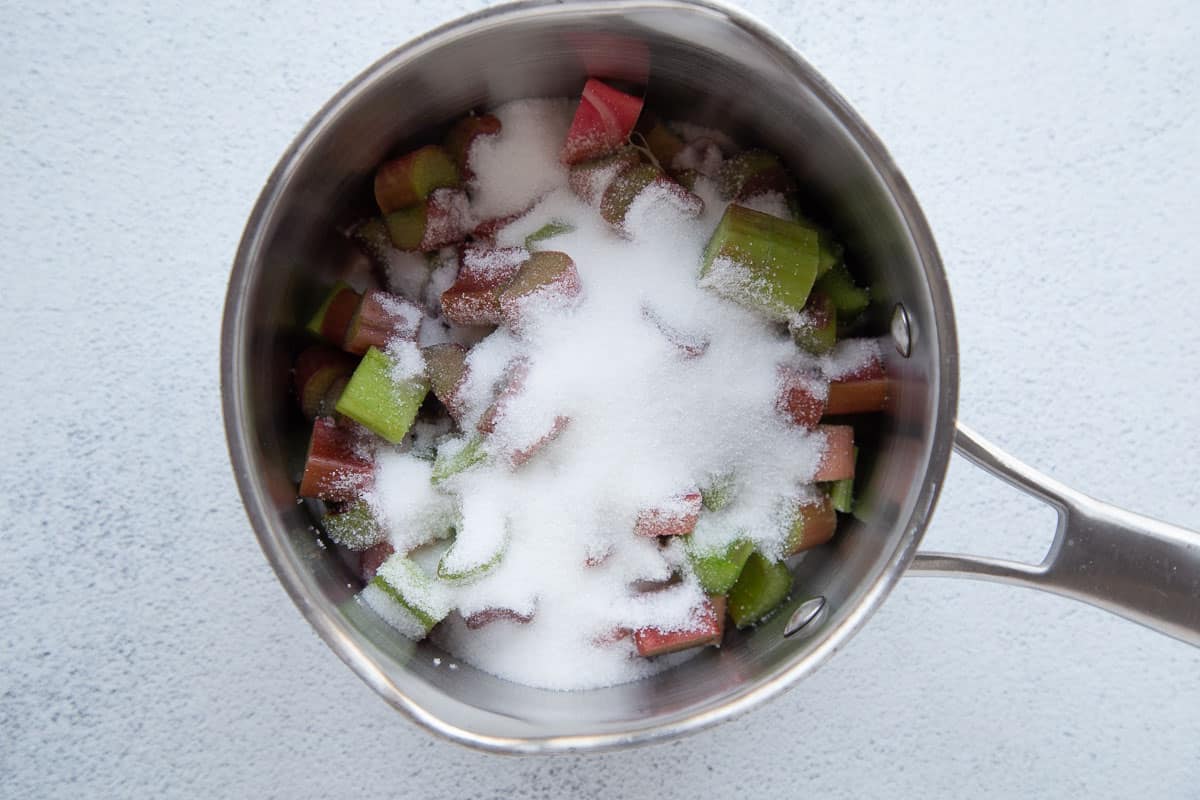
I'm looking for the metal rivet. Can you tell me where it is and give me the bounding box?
[890,303,912,357]
[783,595,827,638]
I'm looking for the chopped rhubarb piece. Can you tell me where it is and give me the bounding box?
[359,541,394,580]
[593,626,632,646]
[718,149,797,200]
[294,345,357,419]
[437,544,506,584]
[584,542,614,567]
[560,78,644,165]
[323,500,386,551]
[813,262,870,319]
[431,435,488,484]
[477,358,529,435]
[687,538,754,594]
[464,607,535,629]
[440,244,527,325]
[698,204,820,321]
[384,188,470,252]
[633,596,725,657]
[600,163,702,232]
[444,113,502,181]
[700,473,736,512]
[814,424,855,482]
[828,462,855,514]
[641,305,709,358]
[507,415,570,467]
[422,343,468,421]
[789,291,837,355]
[305,282,362,344]
[826,354,888,415]
[374,145,459,214]
[568,147,642,205]
[728,553,792,628]
[334,346,429,444]
[639,119,685,169]
[470,206,531,243]
[783,494,838,556]
[635,491,703,537]
[360,554,452,637]
[497,251,582,333]
[298,417,372,501]
[343,290,424,355]
[776,365,829,430]
[524,220,575,250]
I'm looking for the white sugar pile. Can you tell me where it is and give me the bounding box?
[362,99,832,691]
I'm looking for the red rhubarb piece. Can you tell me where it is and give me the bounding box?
[633,596,725,657]
[477,359,530,435]
[445,113,502,181]
[360,541,395,580]
[464,607,535,630]
[783,494,838,556]
[561,78,644,165]
[423,343,469,422]
[635,491,703,537]
[476,358,570,466]
[641,305,709,358]
[814,424,855,482]
[298,417,373,502]
[826,352,889,415]
[508,415,570,467]
[307,284,362,345]
[593,626,632,646]
[294,345,358,419]
[776,366,828,430]
[374,144,459,214]
[440,244,527,325]
[343,290,425,355]
[497,251,583,333]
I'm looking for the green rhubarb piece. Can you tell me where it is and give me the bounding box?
[790,291,837,355]
[827,447,858,513]
[305,281,355,338]
[642,122,684,168]
[700,473,736,512]
[790,207,843,277]
[814,263,870,319]
[728,552,793,628]
[334,346,428,444]
[374,145,459,214]
[370,555,450,633]
[431,435,488,484]
[688,538,755,595]
[322,500,385,550]
[436,531,508,585]
[600,163,661,227]
[524,221,575,250]
[699,204,820,321]
[718,150,796,200]
[384,205,428,251]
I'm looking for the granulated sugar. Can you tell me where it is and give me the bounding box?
[360,98,831,690]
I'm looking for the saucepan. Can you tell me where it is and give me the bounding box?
[220,0,1200,753]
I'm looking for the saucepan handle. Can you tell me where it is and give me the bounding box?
[910,424,1200,646]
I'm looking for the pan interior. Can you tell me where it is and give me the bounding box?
[223,0,955,749]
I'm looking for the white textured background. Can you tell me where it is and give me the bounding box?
[2,1,1198,797]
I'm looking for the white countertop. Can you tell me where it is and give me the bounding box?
[3,1,1198,796]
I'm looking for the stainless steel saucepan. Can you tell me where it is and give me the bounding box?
[221,0,1200,753]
